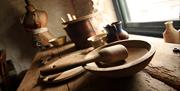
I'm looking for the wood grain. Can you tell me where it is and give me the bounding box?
[17,34,180,91]
[130,34,180,90]
[143,41,180,90]
[16,45,73,91]
[68,71,176,91]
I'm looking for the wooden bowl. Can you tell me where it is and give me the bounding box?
[84,40,155,77]
[51,36,66,46]
[87,33,107,48]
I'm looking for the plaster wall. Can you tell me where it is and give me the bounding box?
[0,0,74,73]
[0,0,117,73]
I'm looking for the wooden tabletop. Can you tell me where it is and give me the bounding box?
[17,35,180,91]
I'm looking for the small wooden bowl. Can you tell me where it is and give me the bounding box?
[51,36,66,46]
[84,40,155,77]
[87,33,107,48]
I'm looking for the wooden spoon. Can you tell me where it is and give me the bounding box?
[40,44,128,75]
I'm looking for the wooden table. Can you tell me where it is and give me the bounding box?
[17,35,180,91]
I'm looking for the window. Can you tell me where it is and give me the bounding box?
[113,0,180,37]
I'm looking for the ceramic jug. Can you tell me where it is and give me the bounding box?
[163,21,180,44]
[111,21,129,40]
[104,21,129,43]
[104,24,119,43]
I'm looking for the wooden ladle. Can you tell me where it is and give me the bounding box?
[40,44,128,75]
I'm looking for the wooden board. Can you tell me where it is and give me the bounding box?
[17,59,69,91]
[17,34,180,91]
[143,42,180,90]
[17,43,93,91]
[68,71,176,91]
[16,43,78,91]
[130,34,180,90]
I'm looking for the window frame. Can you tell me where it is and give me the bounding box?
[112,0,180,37]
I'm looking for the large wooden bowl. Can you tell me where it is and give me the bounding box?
[84,40,156,77]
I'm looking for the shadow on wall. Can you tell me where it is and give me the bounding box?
[0,0,37,73]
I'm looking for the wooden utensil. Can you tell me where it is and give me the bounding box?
[40,44,128,75]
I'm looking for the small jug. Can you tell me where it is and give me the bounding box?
[104,21,129,43]
[104,24,119,43]
[163,21,180,44]
[111,21,129,40]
